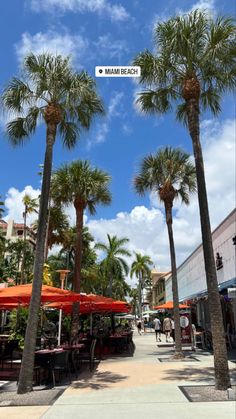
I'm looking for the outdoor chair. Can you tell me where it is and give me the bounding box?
[34,352,52,385]
[77,339,97,371]
[71,349,80,376]
[0,340,18,369]
[50,350,71,387]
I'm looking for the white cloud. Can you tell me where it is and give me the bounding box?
[122,123,133,136]
[3,118,235,281]
[108,92,124,117]
[29,0,129,22]
[86,118,235,274]
[87,91,124,147]
[4,186,40,226]
[153,0,216,28]
[3,185,86,229]
[188,0,216,15]
[94,35,128,61]
[15,31,89,64]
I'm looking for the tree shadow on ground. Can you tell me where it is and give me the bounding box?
[71,369,128,390]
[163,366,236,382]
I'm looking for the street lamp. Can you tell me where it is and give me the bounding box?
[56,270,70,346]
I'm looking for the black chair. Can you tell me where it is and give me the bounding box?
[50,350,71,387]
[77,339,97,371]
[34,352,52,385]
[0,340,18,369]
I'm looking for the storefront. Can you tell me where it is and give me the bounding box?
[165,209,236,347]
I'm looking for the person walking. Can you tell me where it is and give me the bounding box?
[163,315,172,342]
[137,320,142,335]
[171,317,175,343]
[153,317,162,341]
[144,318,148,333]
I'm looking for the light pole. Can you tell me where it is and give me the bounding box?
[56,270,70,346]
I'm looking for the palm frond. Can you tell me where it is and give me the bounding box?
[6,118,30,145]
[176,102,188,126]
[200,89,221,115]
[2,78,34,112]
[59,120,79,149]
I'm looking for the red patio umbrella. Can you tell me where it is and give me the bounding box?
[0,284,90,305]
[153,300,190,310]
[46,299,131,314]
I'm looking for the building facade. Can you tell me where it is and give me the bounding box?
[151,269,170,307]
[0,219,36,250]
[165,209,236,339]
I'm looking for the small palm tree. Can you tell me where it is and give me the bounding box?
[44,204,69,260]
[130,253,153,319]
[21,194,38,283]
[51,160,111,293]
[133,10,235,387]
[134,147,196,358]
[95,234,131,297]
[2,53,104,394]
[129,288,139,318]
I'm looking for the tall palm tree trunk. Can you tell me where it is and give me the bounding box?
[186,98,230,390]
[108,272,113,297]
[17,122,56,394]
[165,201,183,358]
[139,272,142,319]
[70,204,83,341]
[44,199,51,262]
[74,204,84,293]
[20,210,27,284]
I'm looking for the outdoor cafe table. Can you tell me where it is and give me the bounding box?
[34,348,66,383]
[61,343,85,351]
[108,333,131,353]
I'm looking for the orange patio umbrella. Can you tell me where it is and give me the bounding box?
[86,294,114,302]
[47,298,130,314]
[153,300,190,310]
[0,284,90,305]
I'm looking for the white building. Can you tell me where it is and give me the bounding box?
[165,209,236,338]
[0,219,36,250]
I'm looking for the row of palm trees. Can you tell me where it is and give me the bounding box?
[1,9,234,393]
[133,10,235,389]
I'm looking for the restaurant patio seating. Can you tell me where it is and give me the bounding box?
[0,339,18,369]
[77,338,97,371]
[50,350,71,387]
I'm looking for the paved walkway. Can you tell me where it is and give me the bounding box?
[0,332,235,419]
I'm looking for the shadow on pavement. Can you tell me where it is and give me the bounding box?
[163,366,236,382]
[71,369,128,391]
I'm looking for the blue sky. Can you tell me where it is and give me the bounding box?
[0,0,235,271]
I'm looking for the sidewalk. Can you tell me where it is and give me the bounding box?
[1,332,235,419]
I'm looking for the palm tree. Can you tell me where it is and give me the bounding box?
[129,288,139,318]
[134,147,196,358]
[95,234,131,297]
[33,203,70,260]
[51,160,111,340]
[133,9,235,389]
[130,253,153,319]
[2,53,104,394]
[51,160,111,293]
[21,194,38,283]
